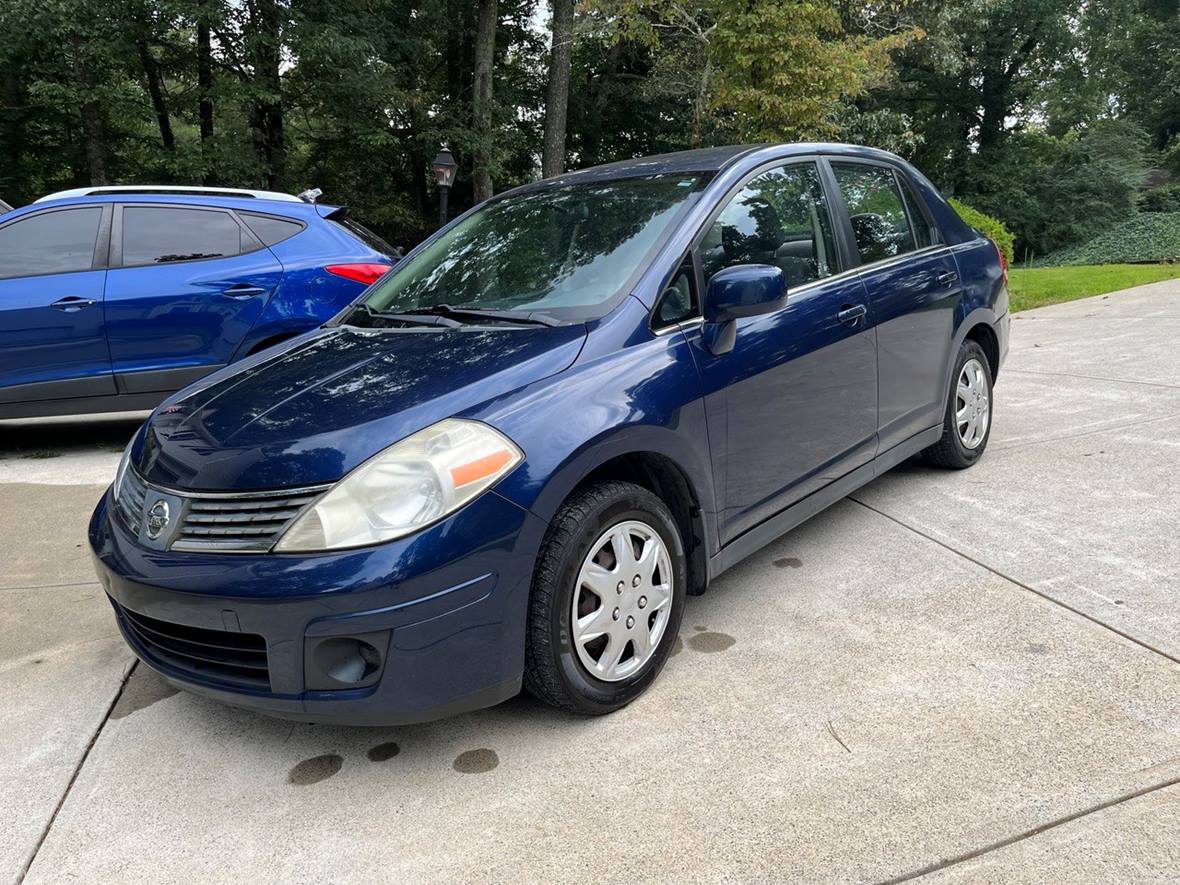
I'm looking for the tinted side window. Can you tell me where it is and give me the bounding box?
[897,177,938,249]
[831,163,918,263]
[241,212,304,247]
[122,207,242,265]
[701,162,837,289]
[0,208,102,279]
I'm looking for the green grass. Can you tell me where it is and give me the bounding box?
[1008,263,1180,312]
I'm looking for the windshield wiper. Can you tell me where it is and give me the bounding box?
[345,303,462,328]
[412,304,563,327]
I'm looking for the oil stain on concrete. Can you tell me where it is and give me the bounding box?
[774,556,803,569]
[288,754,344,785]
[688,632,736,653]
[453,748,499,774]
[367,741,401,762]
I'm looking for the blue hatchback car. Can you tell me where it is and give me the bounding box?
[0,185,396,419]
[90,144,1009,724]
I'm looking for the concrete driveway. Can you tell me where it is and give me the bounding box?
[3,282,1179,883]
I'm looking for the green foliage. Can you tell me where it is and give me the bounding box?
[1033,213,1180,266]
[959,123,1148,259]
[947,198,1014,265]
[1008,264,1180,311]
[1139,184,1180,213]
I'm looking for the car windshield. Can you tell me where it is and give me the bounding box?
[349,173,708,323]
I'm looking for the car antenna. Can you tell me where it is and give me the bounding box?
[297,187,323,204]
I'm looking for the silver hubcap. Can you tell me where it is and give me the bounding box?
[956,358,990,449]
[571,520,673,682]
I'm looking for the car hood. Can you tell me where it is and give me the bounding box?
[136,324,587,490]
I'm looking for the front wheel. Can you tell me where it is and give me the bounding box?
[523,481,687,715]
[922,339,993,469]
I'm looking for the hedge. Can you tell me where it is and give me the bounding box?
[1033,212,1180,266]
[947,198,1015,266]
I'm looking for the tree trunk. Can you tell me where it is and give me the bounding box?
[541,0,574,177]
[197,2,214,143]
[70,37,108,185]
[471,0,497,201]
[246,0,285,189]
[137,39,174,151]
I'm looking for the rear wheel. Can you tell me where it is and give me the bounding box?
[524,481,687,715]
[922,339,993,469]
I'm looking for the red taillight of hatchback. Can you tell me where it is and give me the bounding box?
[326,263,393,285]
[990,239,1008,288]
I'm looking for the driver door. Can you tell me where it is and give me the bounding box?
[684,160,879,544]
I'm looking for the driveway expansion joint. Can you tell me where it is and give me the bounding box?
[849,497,1180,667]
[876,775,1180,883]
[16,660,138,885]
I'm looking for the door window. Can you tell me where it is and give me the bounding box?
[831,163,921,264]
[897,177,938,249]
[701,162,837,289]
[122,206,243,265]
[0,208,102,279]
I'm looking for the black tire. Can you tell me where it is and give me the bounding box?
[922,339,993,469]
[523,480,688,715]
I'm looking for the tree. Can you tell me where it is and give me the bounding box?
[541,0,574,176]
[472,0,498,200]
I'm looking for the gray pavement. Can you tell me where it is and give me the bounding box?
[2,282,1178,883]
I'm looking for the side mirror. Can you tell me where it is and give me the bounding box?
[702,264,786,355]
[704,264,787,324]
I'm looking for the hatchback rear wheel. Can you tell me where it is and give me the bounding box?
[523,481,687,715]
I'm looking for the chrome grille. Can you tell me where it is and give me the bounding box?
[173,486,327,552]
[116,467,329,553]
[114,467,148,535]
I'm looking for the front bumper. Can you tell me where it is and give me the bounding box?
[89,488,547,725]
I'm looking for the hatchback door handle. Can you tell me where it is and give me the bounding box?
[222,284,268,299]
[50,296,96,312]
[937,270,959,285]
[837,304,867,325]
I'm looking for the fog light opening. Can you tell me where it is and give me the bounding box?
[306,632,389,690]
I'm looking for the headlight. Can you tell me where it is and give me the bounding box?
[275,418,523,552]
[112,437,134,502]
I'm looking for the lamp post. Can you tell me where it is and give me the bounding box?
[431,147,458,228]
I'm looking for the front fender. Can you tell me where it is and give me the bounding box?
[473,318,719,555]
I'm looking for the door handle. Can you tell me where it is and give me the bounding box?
[222,284,268,299]
[50,296,96,312]
[937,270,959,286]
[837,304,867,325]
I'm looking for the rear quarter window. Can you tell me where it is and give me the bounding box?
[240,212,305,247]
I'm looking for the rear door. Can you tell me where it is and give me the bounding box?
[0,204,114,405]
[828,161,961,451]
[103,204,284,394]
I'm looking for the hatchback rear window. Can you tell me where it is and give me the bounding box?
[331,218,397,257]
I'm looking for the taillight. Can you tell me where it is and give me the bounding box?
[326,263,392,285]
[991,239,1008,287]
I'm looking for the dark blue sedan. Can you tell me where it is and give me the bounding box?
[89,144,1009,724]
[0,185,397,419]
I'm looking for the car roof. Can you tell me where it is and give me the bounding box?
[12,190,331,219]
[502,142,909,197]
[34,185,303,204]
